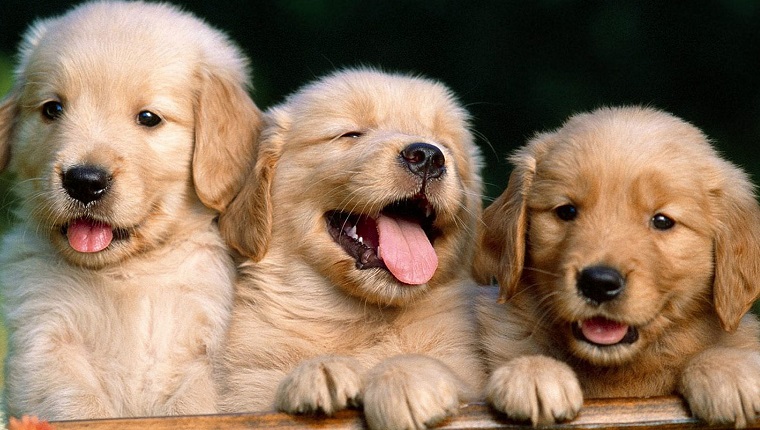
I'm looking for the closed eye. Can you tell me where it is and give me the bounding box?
[340,131,363,139]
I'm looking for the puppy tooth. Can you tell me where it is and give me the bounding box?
[346,225,357,238]
[358,237,363,244]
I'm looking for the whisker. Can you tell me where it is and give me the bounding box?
[521,265,563,279]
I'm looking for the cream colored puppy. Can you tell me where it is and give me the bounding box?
[475,106,760,427]
[0,1,260,419]
[218,68,486,430]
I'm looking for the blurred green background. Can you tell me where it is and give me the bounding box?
[0,0,759,390]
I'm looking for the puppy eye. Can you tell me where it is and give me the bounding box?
[41,101,63,120]
[137,110,162,127]
[651,213,675,230]
[555,204,578,221]
[340,131,363,139]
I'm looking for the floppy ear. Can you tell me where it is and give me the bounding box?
[475,161,532,301]
[0,93,17,172]
[0,17,57,173]
[711,163,760,332]
[473,133,553,300]
[192,69,263,212]
[217,108,288,261]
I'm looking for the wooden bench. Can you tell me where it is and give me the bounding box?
[49,396,755,429]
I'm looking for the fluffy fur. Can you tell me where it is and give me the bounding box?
[475,106,760,427]
[0,1,261,419]
[217,68,486,430]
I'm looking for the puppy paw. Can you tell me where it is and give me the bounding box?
[680,348,760,428]
[486,355,583,426]
[275,355,364,415]
[363,354,467,430]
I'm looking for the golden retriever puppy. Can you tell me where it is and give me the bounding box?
[0,1,260,419]
[217,68,486,429]
[475,106,760,428]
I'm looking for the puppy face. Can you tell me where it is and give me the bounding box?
[0,2,260,268]
[222,69,483,306]
[477,106,760,366]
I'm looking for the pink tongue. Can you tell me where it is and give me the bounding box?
[376,214,438,285]
[67,218,113,253]
[581,317,629,345]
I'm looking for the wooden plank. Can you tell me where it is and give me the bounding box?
[47,396,756,429]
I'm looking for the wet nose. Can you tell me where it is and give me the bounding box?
[577,265,625,304]
[400,142,445,180]
[61,165,110,204]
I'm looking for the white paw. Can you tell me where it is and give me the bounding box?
[363,355,465,430]
[681,348,760,428]
[275,355,363,415]
[486,355,583,426]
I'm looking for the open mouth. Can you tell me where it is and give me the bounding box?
[572,317,639,347]
[325,195,441,285]
[60,217,130,253]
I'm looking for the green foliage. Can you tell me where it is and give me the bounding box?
[0,54,11,386]
[0,53,13,237]
[0,54,12,96]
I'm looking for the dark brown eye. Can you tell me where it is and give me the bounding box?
[42,101,63,120]
[555,204,578,221]
[652,213,675,230]
[340,131,363,138]
[137,110,162,127]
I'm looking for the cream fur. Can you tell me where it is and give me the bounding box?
[217,68,486,430]
[0,1,260,419]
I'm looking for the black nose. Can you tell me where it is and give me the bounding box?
[400,142,445,180]
[61,165,110,204]
[577,266,625,304]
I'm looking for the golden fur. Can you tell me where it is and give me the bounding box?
[0,1,260,419]
[217,68,486,429]
[475,106,760,427]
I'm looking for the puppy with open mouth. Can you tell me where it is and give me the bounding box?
[0,1,260,419]
[217,68,486,430]
[475,106,760,427]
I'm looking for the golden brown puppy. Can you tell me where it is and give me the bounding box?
[475,106,760,428]
[0,1,260,419]
[217,68,486,429]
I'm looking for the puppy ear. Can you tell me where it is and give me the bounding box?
[474,133,551,301]
[478,164,532,301]
[0,94,17,172]
[712,164,760,332]
[192,69,263,212]
[0,18,53,172]
[218,108,288,261]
